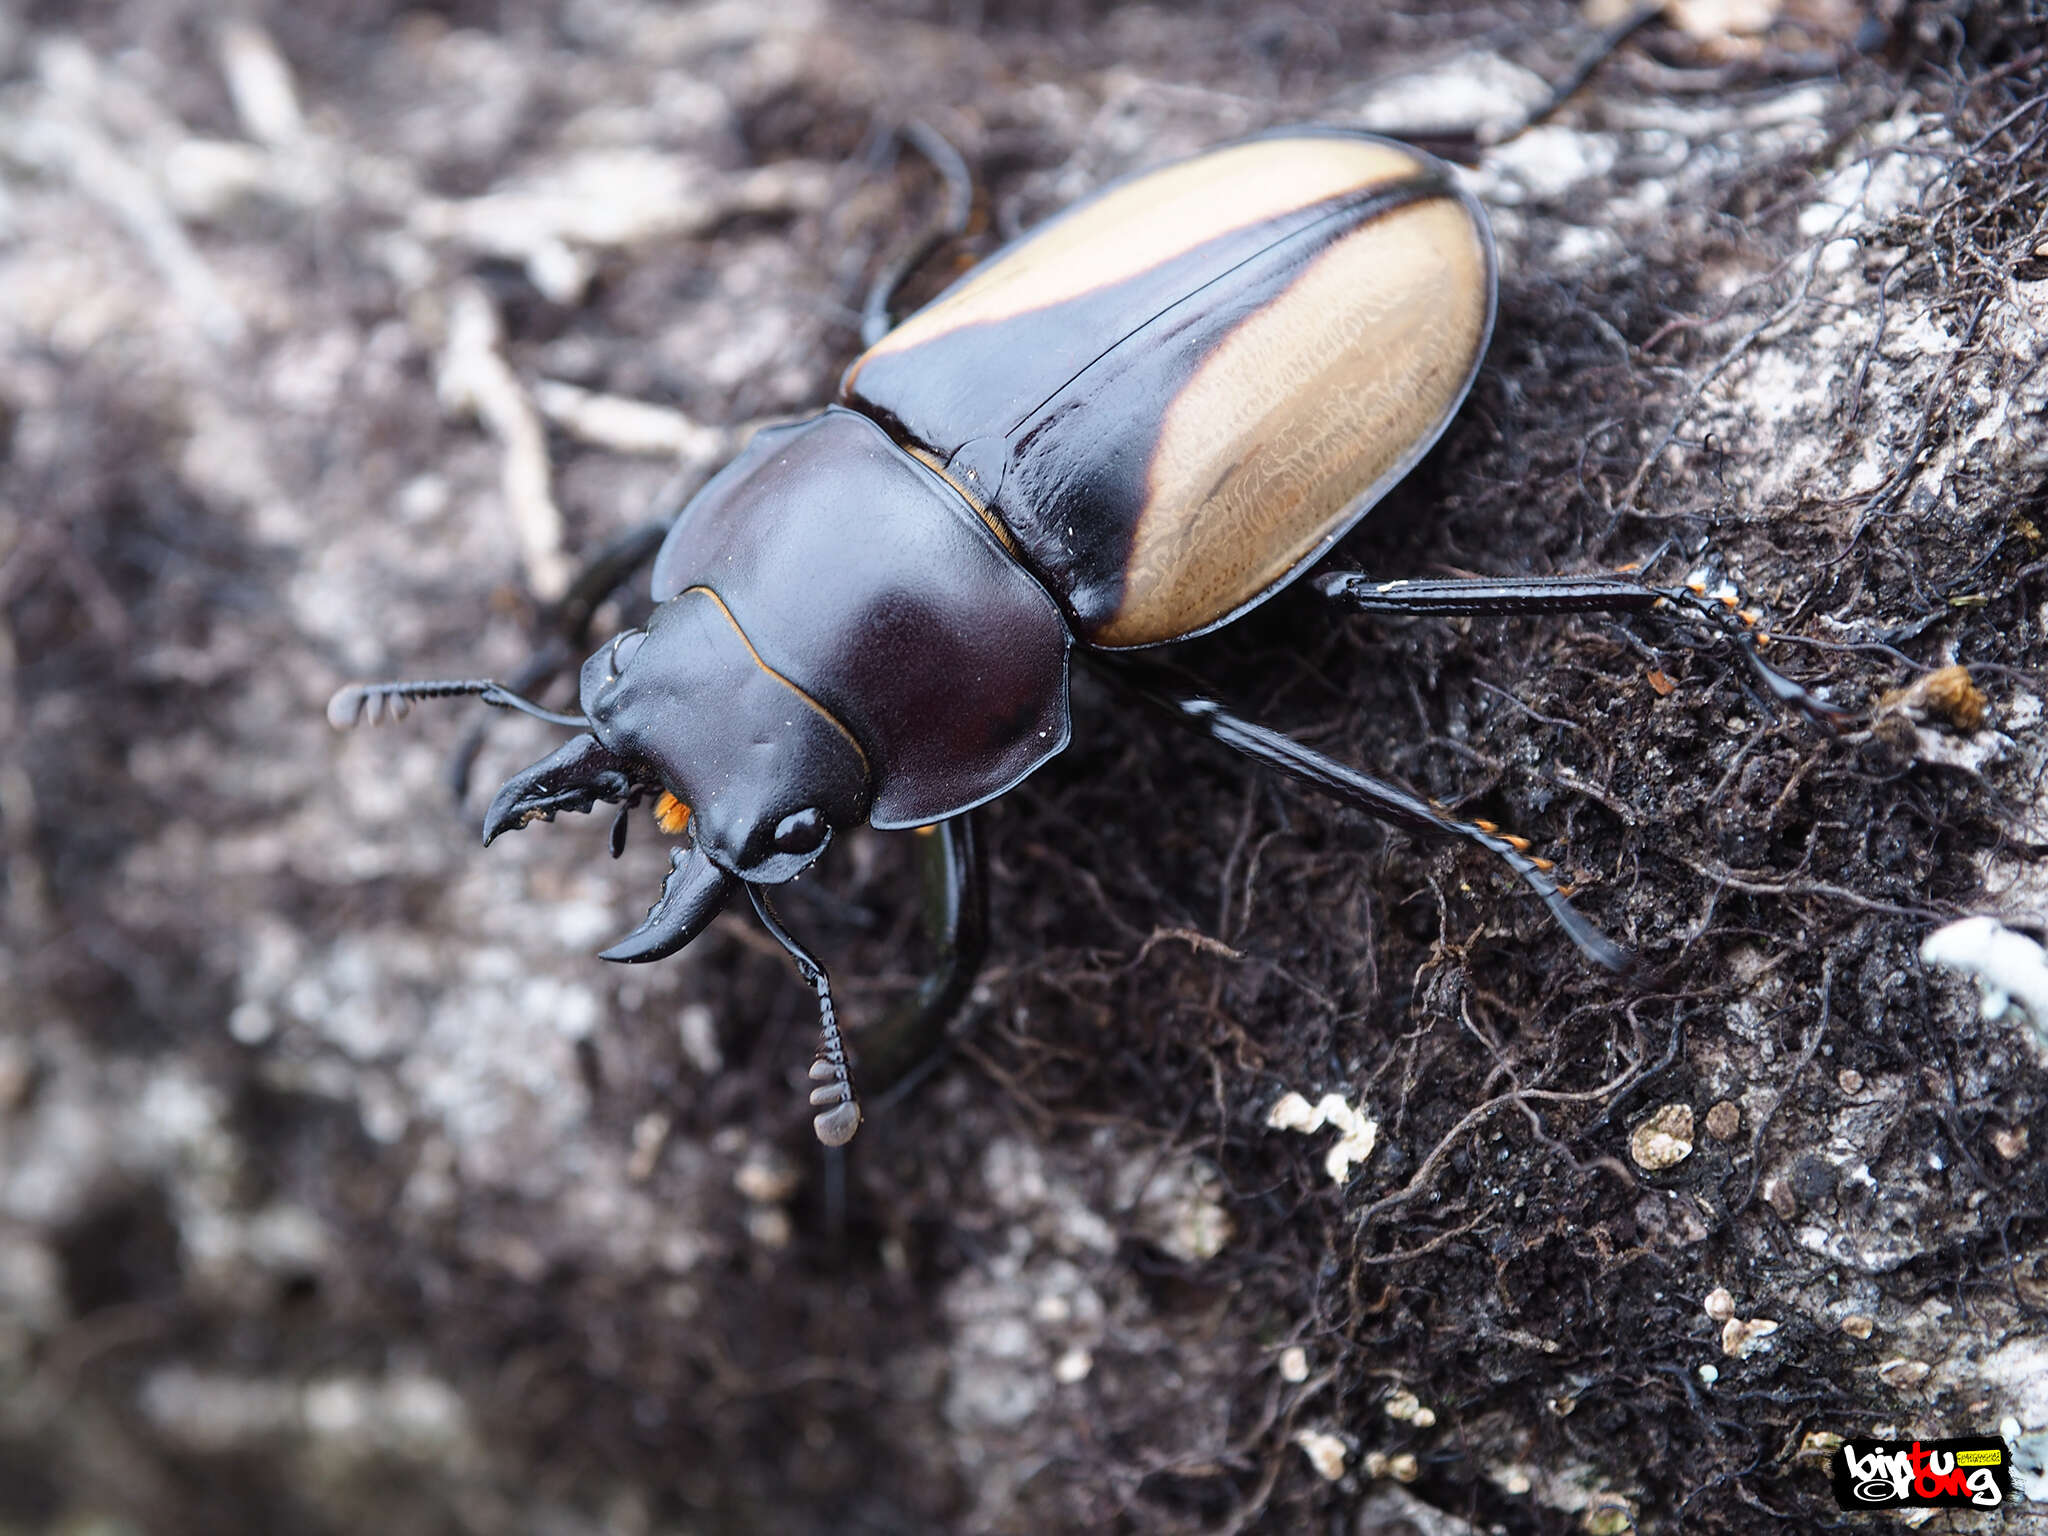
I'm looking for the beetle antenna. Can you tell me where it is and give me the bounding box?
[327,678,589,731]
[748,886,863,1147]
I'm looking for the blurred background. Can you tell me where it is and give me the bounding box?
[2,1,2046,1531]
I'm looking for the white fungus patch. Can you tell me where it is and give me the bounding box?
[1977,1337,2048,1426]
[1920,917,2048,1062]
[1267,1091,1378,1183]
[2003,1420,2048,1503]
[1294,1428,1348,1481]
[1114,1154,1234,1263]
[1474,124,1620,205]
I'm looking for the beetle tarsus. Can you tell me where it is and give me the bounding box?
[1727,630,1857,728]
[750,886,863,1147]
[597,843,735,964]
[1462,824,1634,974]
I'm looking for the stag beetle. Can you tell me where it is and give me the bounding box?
[331,125,1842,1146]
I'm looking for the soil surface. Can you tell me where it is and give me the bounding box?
[3,2,2046,1532]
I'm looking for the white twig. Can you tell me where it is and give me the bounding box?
[1267,1091,1380,1183]
[409,153,831,304]
[533,380,735,463]
[20,41,246,348]
[216,21,305,148]
[437,284,571,601]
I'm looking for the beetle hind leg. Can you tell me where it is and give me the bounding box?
[1098,656,1633,973]
[1312,569,1853,728]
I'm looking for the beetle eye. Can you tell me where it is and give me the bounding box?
[607,630,646,678]
[772,807,827,855]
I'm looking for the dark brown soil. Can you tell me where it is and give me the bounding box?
[3,2,2046,1532]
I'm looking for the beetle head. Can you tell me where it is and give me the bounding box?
[483,587,870,960]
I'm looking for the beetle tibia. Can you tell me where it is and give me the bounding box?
[597,843,734,964]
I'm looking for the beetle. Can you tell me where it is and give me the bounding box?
[332,126,1842,1146]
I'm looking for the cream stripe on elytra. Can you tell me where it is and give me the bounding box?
[1099,195,1490,647]
[860,137,1435,360]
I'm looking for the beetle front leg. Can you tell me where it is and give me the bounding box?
[1312,569,1853,727]
[859,120,975,348]
[1097,656,1632,973]
[863,812,988,1098]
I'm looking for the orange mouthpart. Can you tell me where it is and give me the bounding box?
[654,792,691,835]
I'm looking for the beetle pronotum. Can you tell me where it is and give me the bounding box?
[332,126,1841,1145]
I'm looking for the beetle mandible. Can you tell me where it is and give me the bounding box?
[332,127,1840,1145]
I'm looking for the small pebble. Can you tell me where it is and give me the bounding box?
[1295,1429,1346,1481]
[1762,1175,1797,1220]
[1583,1495,1635,1534]
[626,1112,671,1182]
[1841,1314,1875,1340]
[1721,1317,1778,1358]
[1703,1100,1740,1141]
[1630,1104,1695,1171]
[1877,1357,1931,1389]
[734,1149,799,1204]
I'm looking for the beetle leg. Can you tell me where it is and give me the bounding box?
[747,886,863,1147]
[863,813,989,1102]
[859,119,976,347]
[1099,656,1633,973]
[1312,570,1854,728]
[1391,4,1663,164]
